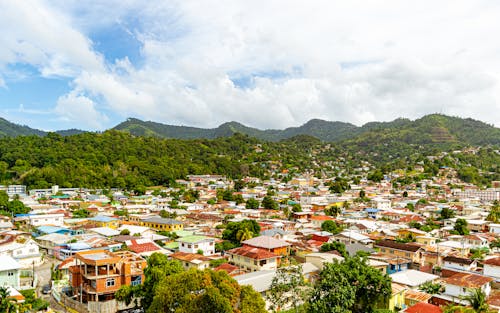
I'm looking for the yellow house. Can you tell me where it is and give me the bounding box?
[140,216,183,231]
[415,235,437,246]
[388,283,407,311]
[89,216,119,229]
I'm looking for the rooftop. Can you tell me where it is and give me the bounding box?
[444,272,493,288]
[242,235,290,249]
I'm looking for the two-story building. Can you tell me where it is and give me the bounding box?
[28,214,64,227]
[374,240,423,265]
[0,255,21,289]
[140,216,183,232]
[88,216,119,229]
[0,238,43,268]
[241,236,290,257]
[483,257,500,281]
[177,235,215,256]
[226,246,280,272]
[170,251,211,270]
[69,250,146,303]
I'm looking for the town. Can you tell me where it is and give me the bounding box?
[1,151,500,313]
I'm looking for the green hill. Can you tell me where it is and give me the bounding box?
[0,117,85,137]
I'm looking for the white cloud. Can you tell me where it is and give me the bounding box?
[55,92,108,129]
[2,0,500,129]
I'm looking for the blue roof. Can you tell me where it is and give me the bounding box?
[365,208,379,213]
[89,216,117,222]
[37,226,70,234]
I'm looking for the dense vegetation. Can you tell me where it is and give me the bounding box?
[1,114,500,190]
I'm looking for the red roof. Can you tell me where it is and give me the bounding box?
[127,239,161,253]
[227,246,278,260]
[404,302,442,313]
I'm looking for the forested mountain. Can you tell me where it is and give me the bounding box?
[113,114,500,145]
[0,117,46,137]
[0,117,85,137]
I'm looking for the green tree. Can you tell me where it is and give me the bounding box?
[320,242,348,258]
[440,207,456,220]
[147,269,266,313]
[267,265,311,312]
[367,170,384,183]
[120,229,131,235]
[222,220,261,244]
[461,288,489,313]
[454,218,470,235]
[262,195,279,210]
[309,257,391,313]
[324,205,341,217]
[0,286,18,313]
[320,220,342,235]
[291,203,302,213]
[245,198,260,209]
[236,228,254,242]
[419,281,444,294]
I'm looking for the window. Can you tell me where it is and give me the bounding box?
[194,245,198,249]
[8,272,14,276]
[106,278,115,287]
[29,249,35,253]
[188,244,192,249]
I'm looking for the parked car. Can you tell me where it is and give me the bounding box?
[42,284,51,294]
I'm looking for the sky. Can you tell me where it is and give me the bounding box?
[1,1,500,131]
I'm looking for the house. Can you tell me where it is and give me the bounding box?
[88,216,119,229]
[309,215,335,228]
[388,283,407,312]
[177,235,215,256]
[0,238,43,268]
[35,233,71,255]
[389,270,439,289]
[139,216,183,231]
[483,257,500,281]
[305,252,344,271]
[214,263,246,276]
[226,246,280,272]
[69,250,147,303]
[374,240,423,264]
[404,289,433,308]
[333,231,373,246]
[28,214,64,227]
[170,251,211,270]
[415,235,437,246]
[489,223,500,234]
[241,236,290,257]
[234,270,275,297]
[442,272,493,300]
[442,256,477,272]
[0,255,21,289]
[125,239,169,257]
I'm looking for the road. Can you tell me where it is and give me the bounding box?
[34,256,68,313]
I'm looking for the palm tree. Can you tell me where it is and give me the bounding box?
[461,288,489,313]
[236,228,253,242]
[0,286,18,313]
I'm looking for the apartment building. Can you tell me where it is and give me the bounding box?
[69,250,146,302]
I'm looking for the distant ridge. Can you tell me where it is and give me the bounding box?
[2,114,500,146]
[112,114,500,145]
[0,117,86,137]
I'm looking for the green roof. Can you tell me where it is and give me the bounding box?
[176,235,213,244]
[164,242,179,250]
[173,230,194,238]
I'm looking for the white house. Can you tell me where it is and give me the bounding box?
[483,257,500,281]
[28,214,64,227]
[177,235,215,256]
[443,272,492,299]
[489,223,500,234]
[0,255,21,289]
[442,256,477,272]
[0,238,43,268]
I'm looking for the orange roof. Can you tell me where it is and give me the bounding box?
[444,272,493,288]
[170,252,211,262]
[309,216,335,221]
[227,246,278,260]
[483,257,500,267]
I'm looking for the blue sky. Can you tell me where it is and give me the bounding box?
[1,1,500,131]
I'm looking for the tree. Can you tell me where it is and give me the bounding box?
[324,205,341,217]
[291,203,302,213]
[120,229,130,235]
[440,207,456,220]
[147,269,266,313]
[367,170,384,183]
[487,200,500,222]
[236,228,254,242]
[222,220,261,244]
[262,196,279,210]
[267,265,311,312]
[419,281,444,294]
[454,218,470,235]
[320,242,348,258]
[461,288,489,313]
[309,257,391,313]
[245,198,260,209]
[320,220,342,235]
[0,286,18,313]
